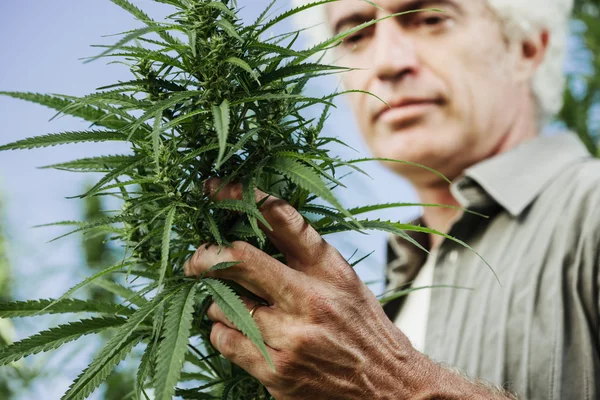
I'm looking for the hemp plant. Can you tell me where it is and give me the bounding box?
[0,1,460,399]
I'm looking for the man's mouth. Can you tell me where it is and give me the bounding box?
[374,99,441,124]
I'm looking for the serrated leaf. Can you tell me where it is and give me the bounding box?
[256,0,337,35]
[207,1,237,18]
[152,110,163,168]
[0,131,126,151]
[0,92,130,130]
[39,154,140,172]
[260,63,350,85]
[128,90,204,138]
[215,19,243,43]
[153,282,198,400]
[270,156,355,223]
[212,100,230,168]
[62,332,145,400]
[85,25,174,64]
[41,261,136,313]
[109,0,180,45]
[203,278,273,370]
[204,261,242,276]
[0,299,133,318]
[136,340,157,400]
[62,288,178,400]
[90,279,148,307]
[212,199,272,231]
[46,213,133,242]
[225,57,260,83]
[0,316,126,366]
[344,157,451,184]
[158,207,177,290]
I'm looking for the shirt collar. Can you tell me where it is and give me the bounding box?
[451,133,590,217]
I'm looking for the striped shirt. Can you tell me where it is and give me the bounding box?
[383,133,600,400]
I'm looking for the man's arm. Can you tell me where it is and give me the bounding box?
[184,179,517,399]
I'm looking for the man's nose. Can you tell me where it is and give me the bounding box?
[372,19,419,82]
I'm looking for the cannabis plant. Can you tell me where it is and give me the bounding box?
[0,1,455,399]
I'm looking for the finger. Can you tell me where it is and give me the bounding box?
[210,322,277,383]
[185,241,300,307]
[206,299,287,350]
[205,178,328,267]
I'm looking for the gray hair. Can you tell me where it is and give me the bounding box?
[290,0,574,123]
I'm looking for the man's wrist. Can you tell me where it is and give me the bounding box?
[386,346,516,400]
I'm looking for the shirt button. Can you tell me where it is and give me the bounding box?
[448,250,458,264]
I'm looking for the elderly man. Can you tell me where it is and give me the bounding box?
[184,0,600,398]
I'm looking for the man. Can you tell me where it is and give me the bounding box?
[184,0,600,398]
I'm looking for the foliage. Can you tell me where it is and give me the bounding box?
[560,0,600,156]
[82,188,137,399]
[0,1,447,398]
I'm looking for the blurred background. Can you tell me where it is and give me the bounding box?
[0,0,598,398]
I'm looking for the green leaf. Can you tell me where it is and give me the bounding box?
[215,19,243,43]
[217,127,259,168]
[0,131,126,151]
[128,90,204,138]
[256,0,337,35]
[212,199,272,231]
[378,285,473,305]
[78,156,146,198]
[207,1,237,18]
[41,261,136,313]
[0,299,133,318]
[303,9,432,58]
[62,332,145,400]
[153,282,198,400]
[270,156,355,223]
[109,0,180,45]
[212,99,230,168]
[260,63,350,85]
[0,316,126,366]
[158,207,177,290]
[203,278,273,370]
[90,279,148,307]
[0,92,130,130]
[205,261,242,276]
[344,157,451,184]
[225,57,260,83]
[39,154,140,172]
[62,288,178,400]
[85,25,175,64]
[46,213,133,242]
[152,110,163,168]
[136,341,157,400]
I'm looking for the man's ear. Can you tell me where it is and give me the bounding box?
[514,29,549,83]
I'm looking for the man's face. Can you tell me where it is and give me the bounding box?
[326,0,529,183]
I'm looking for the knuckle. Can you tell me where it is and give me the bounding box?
[211,324,235,357]
[230,241,256,269]
[186,244,208,276]
[267,200,303,229]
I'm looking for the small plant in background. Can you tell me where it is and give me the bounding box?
[0,1,472,399]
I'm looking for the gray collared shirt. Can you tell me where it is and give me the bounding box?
[383,133,600,400]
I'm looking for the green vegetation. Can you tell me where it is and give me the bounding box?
[0,1,443,398]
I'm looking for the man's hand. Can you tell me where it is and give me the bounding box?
[184,179,512,400]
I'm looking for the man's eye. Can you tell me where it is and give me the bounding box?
[415,15,449,28]
[346,33,364,44]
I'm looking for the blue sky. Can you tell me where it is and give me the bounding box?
[0,1,415,397]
